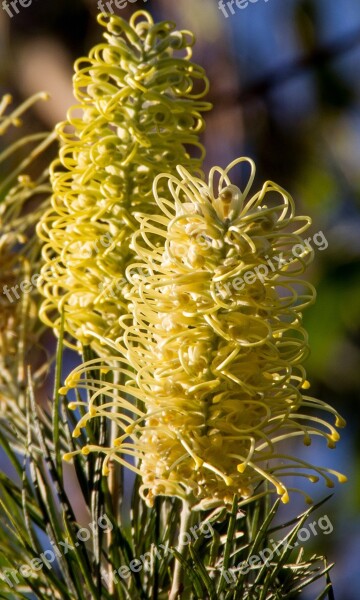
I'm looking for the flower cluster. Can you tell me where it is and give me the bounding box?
[37,10,211,353]
[62,158,346,509]
[0,94,54,410]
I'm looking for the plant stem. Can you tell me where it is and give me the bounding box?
[107,367,122,595]
[169,499,192,600]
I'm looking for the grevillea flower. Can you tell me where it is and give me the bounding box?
[37,10,211,353]
[62,158,346,509]
[0,94,54,411]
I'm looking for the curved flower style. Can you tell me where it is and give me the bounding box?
[62,158,346,509]
[0,94,54,412]
[37,10,211,353]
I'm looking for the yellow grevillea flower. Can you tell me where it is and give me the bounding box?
[0,94,54,411]
[62,158,346,509]
[37,10,211,352]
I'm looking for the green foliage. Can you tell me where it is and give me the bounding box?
[0,332,336,599]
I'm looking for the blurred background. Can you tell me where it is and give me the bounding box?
[1,0,360,597]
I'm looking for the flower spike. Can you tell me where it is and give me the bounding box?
[37,10,211,353]
[64,158,346,509]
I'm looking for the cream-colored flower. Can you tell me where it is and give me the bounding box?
[62,158,346,509]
